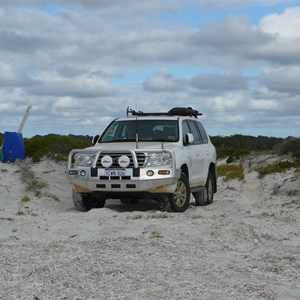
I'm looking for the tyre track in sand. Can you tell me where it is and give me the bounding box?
[242,170,262,205]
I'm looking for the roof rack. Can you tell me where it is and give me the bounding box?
[126,106,202,118]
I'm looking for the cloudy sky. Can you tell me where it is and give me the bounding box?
[1,0,300,138]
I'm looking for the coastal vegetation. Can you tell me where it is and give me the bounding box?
[1,134,299,176]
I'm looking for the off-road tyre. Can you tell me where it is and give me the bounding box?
[193,189,206,206]
[159,196,172,212]
[193,172,214,206]
[72,190,106,211]
[206,172,214,205]
[167,173,190,212]
[72,190,92,211]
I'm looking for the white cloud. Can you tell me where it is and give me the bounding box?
[253,7,300,65]
[0,1,299,137]
[248,99,279,110]
[260,7,300,38]
[209,94,245,111]
[143,70,182,92]
[189,73,248,92]
[0,103,11,111]
[27,73,115,98]
[53,97,79,108]
[0,62,32,86]
[261,67,300,94]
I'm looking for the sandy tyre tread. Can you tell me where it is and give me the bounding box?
[159,196,172,212]
[168,173,190,212]
[72,190,92,211]
[193,190,206,206]
[193,172,214,206]
[206,172,214,205]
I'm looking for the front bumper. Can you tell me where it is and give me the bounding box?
[67,166,181,194]
[67,148,180,194]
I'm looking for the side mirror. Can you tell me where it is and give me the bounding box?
[92,135,100,145]
[186,133,194,144]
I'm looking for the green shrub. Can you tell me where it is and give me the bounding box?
[24,135,91,162]
[273,137,300,158]
[18,161,48,197]
[21,195,31,203]
[217,148,250,160]
[218,164,244,181]
[256,160,300,177]
[151,231,163,238]
[211,134,283,151]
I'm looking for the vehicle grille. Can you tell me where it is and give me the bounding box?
[96,152,145,168]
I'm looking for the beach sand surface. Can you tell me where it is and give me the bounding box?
[0,155,299,299]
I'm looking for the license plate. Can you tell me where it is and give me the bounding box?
[105,168,126,177]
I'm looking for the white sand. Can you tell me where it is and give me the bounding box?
[0,155,299,299]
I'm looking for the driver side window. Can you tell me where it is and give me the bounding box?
[182,121,190,145]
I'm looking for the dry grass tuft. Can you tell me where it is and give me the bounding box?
[17,160,48,197]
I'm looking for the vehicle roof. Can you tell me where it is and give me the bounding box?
[116,115,201,122]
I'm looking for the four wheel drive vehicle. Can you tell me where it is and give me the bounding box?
[67,107,217,212]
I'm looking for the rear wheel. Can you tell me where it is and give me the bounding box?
[167,173,190,212]
[206,172,214,205]
[193,190,206,206]
[193,172,214,206]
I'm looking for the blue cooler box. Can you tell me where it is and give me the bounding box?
[3,132,26,162]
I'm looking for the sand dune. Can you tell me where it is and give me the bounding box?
[0,155,299,299]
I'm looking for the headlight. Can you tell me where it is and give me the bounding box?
[74,153,95,167]
[145,151,173,167]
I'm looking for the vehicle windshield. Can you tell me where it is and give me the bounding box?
[100,119,179,143]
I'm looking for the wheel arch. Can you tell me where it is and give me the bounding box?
[180,164,189,179]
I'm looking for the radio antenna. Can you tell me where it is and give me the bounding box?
[135,114,139,149]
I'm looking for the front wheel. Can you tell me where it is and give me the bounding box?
[72,190,92,211]
[167,173,190,212]
[72,190,106,211]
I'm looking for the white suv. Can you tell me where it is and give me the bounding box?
[67,107,217,212]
